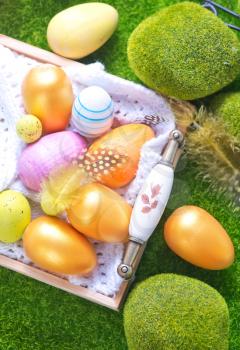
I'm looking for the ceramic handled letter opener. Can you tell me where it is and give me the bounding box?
[117,129,184,279]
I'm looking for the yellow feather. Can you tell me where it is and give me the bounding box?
[41,164,91,216]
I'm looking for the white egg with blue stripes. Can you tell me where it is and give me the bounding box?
[71,86,114,138]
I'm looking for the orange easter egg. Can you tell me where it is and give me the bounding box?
[67,183,132,242]
[87,124,154,188]
[164,206,235,270]
[22,64,74,134]
[23,216,96,275]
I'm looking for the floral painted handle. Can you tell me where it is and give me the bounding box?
[129,163,174,242]
[118,130,183,279]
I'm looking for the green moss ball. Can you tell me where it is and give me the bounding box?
[127,2,240,100]
[210,91,240,139]
[124,274,229,350]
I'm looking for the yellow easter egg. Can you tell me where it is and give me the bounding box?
[47,3,118,59]
[164,206,235,270]
[23,216,97,275]
[87,124,155,188]
[67,183,132,242]
[16,114,42,143]
[0,190,31,243]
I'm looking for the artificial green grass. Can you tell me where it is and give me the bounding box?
[0,0,240,349]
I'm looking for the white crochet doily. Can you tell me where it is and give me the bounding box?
[0,44,175,298]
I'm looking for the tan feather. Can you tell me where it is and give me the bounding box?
[180,107,240,209]
[168,97,197,133]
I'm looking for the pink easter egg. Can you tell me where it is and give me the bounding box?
[19,131,87,192]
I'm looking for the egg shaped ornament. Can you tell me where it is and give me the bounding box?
[16,114,42,143]
[23,216,97,275]
[19,131,87,192]
[67,183,132,242]
[47,3,118,59]
[72,86,114,138]
[164,206,235,270]
[0,190,31,243]
[127,2,240,100]
[22,64,74,133]
[86,124,155,188]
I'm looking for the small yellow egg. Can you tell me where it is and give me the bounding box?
[164,206,235,270]
[67,183,132,242]
[16,114,42,143]
[0,190,31,242]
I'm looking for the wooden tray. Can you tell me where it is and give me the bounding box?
[0,34,147,311]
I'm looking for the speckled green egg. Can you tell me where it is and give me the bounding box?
[0,190,31,242]
[16,114,42,143]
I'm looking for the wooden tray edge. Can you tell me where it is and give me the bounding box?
[0,255,120,310]
[0,34,84,67]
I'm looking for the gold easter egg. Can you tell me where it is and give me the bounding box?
[164,206,235,270]
[67,183,132,242]
[87,124,155,188]
[23,216,97,275]
[22,64,74,134]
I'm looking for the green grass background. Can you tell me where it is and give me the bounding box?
[0,0,240,349]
